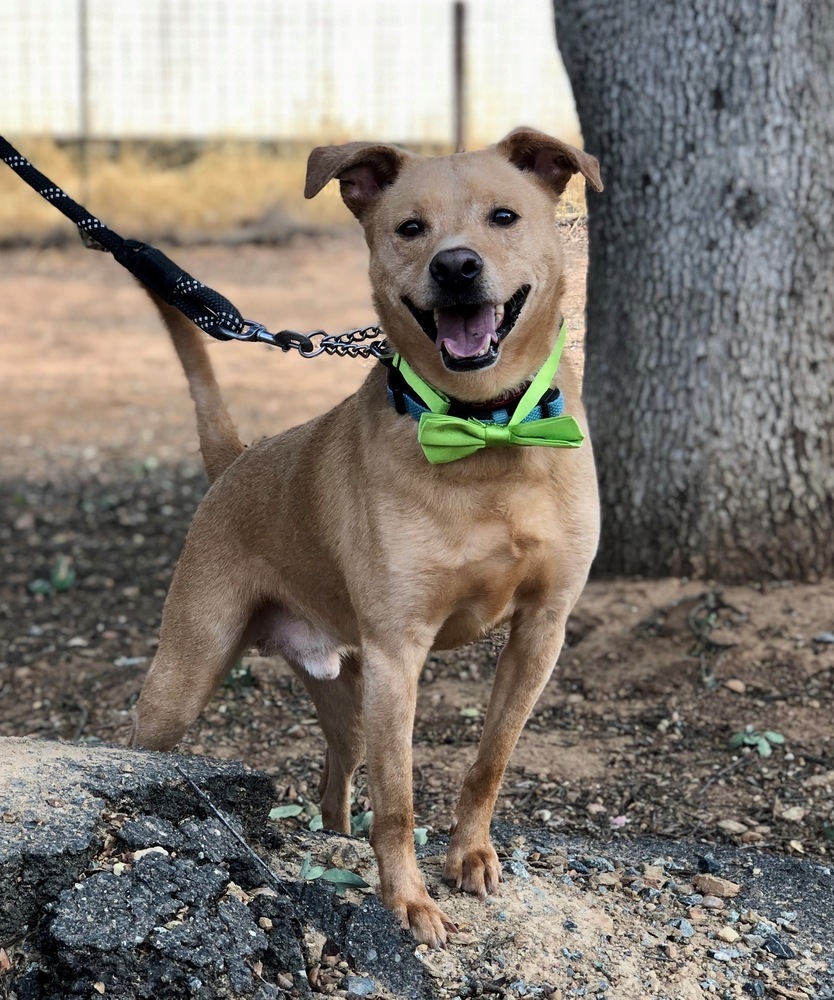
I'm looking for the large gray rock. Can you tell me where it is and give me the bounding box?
[0,738,431,1000]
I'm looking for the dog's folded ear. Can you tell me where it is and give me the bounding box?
[305,142,413,218]
[495,127,603,199]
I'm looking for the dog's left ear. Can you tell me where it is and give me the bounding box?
[305,141,413,219]
[495,127,603,198]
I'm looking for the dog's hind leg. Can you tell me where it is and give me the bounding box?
[130,548,258,752]
[289,652,365,834]
[443,604,570,899]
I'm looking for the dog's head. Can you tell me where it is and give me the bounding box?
[305,128,602,401]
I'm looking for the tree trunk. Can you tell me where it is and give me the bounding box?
[554,0,834,580]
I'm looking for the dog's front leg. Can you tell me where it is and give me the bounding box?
[444,605,570,897]
[362,638,457,948]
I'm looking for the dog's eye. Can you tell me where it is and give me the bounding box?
[490,208,518,227]
[396,218,425,238]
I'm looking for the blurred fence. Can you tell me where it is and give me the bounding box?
[0,0,578,146]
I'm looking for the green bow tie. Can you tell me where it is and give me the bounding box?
[417,410,584,464]
[392,321,584,465]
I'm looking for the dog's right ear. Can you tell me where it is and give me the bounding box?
[304,142,412,219]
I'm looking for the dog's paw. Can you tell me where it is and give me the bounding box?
[391,894,458,949]
[443,842,502,900]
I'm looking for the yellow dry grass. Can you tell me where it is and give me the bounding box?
[0,138,587,243]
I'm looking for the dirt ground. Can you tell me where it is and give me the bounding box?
[1,224,832,881]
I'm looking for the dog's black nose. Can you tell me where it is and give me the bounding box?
[429,248,483,289]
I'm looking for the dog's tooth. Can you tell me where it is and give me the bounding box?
[494,304,505,328]
[491,333,499,345]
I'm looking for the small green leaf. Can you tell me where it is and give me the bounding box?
[756,737,773,757]
[743,732,762,746]
[319,868,370,888]
[50,556,76,592]
[763,731,785,745]
[351,810,373,836]
[299,852,326,881]
[223,659,252,690]
[308,814,323,831]
[459,707,481,718]
[299,853,326,881]
[28,578,52,596]
[269,804,304,820]
[413,827,428,847]
[728,732,747,749]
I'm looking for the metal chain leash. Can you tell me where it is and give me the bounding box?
[221,320,389,359]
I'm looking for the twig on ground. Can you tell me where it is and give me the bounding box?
[176,765,291,898]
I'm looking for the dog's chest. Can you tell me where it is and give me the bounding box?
[391,479,564,643]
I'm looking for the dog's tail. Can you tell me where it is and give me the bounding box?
[146,290,245,483]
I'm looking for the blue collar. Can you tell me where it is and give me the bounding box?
[383,358,565,427]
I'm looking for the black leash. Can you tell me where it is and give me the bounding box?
[0,136,387,359]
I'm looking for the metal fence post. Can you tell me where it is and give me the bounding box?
[77,0,90,202]
[453,1,466,152]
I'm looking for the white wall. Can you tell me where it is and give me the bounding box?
[0,0,579,144]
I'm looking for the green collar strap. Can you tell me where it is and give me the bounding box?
[390,321,585,464]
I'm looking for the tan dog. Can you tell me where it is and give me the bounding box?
[130,128,602,947]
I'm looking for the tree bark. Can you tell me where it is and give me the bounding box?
[554,0,834,580]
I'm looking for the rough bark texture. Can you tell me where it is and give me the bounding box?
[554,0,834,580]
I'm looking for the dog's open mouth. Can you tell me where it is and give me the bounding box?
[403,285,530,372]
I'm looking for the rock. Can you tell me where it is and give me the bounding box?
[0,738,272,945]
[718,926,740,943]
[693,874,741,898]
[739,831,764,844]
[710,947,744,961]
[0,737,440,1000]
[762,934,795,959]
[777,805,806,823]
[667,917,695,938]
[585,856,615,873]
[723,678,746,694]
[504,859,531,879]
[343,976,377,996]
[697,852,723,875]
[803,771,834,789]
[701,895,726,910]
[642,863,666,882]
[717,819,748,836]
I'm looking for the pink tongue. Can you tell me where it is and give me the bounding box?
[437,304,495,358]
